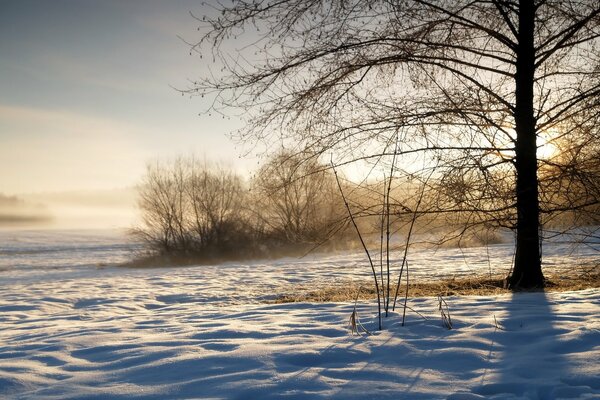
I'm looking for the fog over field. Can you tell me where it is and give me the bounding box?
[0,189,137,230]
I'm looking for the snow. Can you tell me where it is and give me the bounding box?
[1,230,599,399]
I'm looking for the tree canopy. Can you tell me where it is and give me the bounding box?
[189,0,600,288]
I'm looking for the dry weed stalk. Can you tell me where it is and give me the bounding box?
[333,164,382,330]
[438,295,453,330]
[349,286,371,336]
[493,314,506,331]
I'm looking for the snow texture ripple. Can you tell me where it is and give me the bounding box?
[1,229,599,399]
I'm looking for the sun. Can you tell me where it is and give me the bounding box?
[537,132,560,160]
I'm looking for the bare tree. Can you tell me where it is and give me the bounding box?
[540,113,600,226]
[538,112,600,261]
[188,0,600,289]
[136,159,189,252]
[187,162,246,249]
[135,158,248,256]
[252,151,343,244]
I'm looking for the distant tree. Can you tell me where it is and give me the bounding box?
[186,162,246,249]
[136,159,188,252]
[540,115,600,226]
[252,151,343,244]
[189,0,600,288]
[538,113,600,251]
[135,158,247,255]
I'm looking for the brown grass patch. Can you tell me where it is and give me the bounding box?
[270,271,600,303]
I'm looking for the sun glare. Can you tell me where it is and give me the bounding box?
[537,133,560,160]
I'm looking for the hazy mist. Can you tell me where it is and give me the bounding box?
[0,188,137,230]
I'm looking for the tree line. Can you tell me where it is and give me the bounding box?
[133,153,348,261]
[133,147,599,267]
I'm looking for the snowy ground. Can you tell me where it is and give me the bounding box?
[1,229,599,399]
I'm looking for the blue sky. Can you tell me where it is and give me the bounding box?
[0,0,249,194]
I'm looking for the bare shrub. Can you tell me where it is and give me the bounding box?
[251,151,344,245]
[133,158,251,259]
[134,158,189,253]
[133,154,349,262]
[186,162,247,253]
[438,295,453,330]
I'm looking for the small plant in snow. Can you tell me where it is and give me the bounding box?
[438,295,453,330]
[349,287,371,336]
[493,314,506,331]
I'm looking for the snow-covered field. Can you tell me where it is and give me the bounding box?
[1,229,599,399]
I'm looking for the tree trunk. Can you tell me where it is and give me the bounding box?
[508,0,545,289]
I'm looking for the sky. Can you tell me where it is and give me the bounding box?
[0,0,251,196]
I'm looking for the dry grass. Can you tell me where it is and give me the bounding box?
[270,271,600,303]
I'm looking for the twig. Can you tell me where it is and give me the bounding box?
[402,260,410,326]
[333,163,382,330]
[385,135,398,316]
[438,295,453,329]
[392,166,435,311]
[493,314,505,331]
[349,286,372,336]
[380,175,386,314]
[404,303,429,321]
